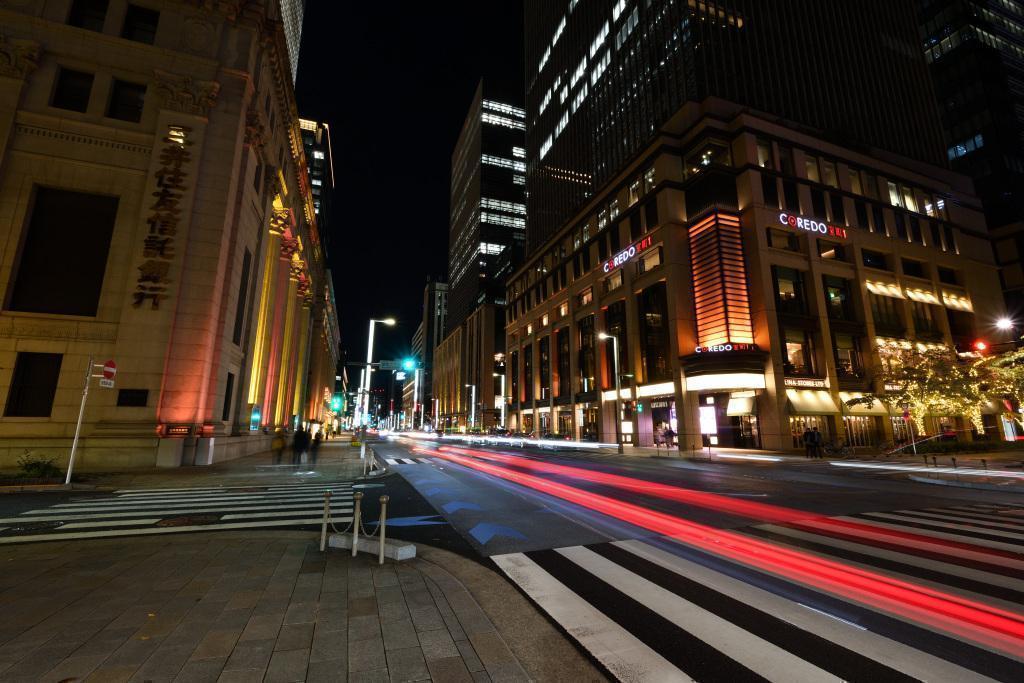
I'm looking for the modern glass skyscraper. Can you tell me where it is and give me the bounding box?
[299,118,334,253]
[524,0,947,252]
[279,0,305,83]
[447,81,526,334]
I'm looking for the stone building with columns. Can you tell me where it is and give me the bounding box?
[0,0,338,469]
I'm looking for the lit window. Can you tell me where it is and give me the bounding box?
[579,288,593,306]
[644,167,656,193]
[482,113,525,130]
[513,146,525,158]
[628,179,640,206]
[313,150,324,160]
[311,178,321,186]
[541,314,549,327]
[805,156,820,182]
[559,302,568,317]
[482,155,526,172]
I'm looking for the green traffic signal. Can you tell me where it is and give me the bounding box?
[402,358,416,371]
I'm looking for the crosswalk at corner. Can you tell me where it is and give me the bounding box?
[0,480,355,544]
[493,503,1024,682]
[385,457,435,466]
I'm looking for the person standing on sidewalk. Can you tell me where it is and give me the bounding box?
[271,430,285,465]
[811,427,824,458]
[292,427,309,465]
[803,427,814,458]
[310,430,323,465]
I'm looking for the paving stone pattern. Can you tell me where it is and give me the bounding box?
[0,531,529,682]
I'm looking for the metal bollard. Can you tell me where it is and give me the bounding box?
[982,458,988,470]
[922,454,928,467]
[319,490,332,552]
[951,456,958,469]
[378,495,389,565]
[351,491,363,557]
[932,456,938,467]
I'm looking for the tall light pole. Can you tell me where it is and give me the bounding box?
[493,372,506,429]
[465,383,477,430]
[598,332,624,454]
[356,317,395,428]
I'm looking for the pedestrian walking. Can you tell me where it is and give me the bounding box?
[811,427,824,459]
[310,430,323,465]
[292,427,309,465]
[803,427,814,458]
[271,430,285,465]
[664,427,676,448]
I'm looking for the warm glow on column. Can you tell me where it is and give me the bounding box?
[689,211,753,347]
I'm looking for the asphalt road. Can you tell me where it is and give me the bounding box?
[379,436,1024,682]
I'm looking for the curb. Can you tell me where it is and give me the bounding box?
[907,474,1024,494]
[0,483,97,494]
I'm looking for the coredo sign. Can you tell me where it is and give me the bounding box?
[778,212,847,239]
[694,342,757,354]
[602,235,653,273]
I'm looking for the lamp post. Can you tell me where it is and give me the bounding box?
[465,384,477,430]
[356,317,395,429]
[493,372,506,429]
[433,397,440,432]
[598,332,625,454]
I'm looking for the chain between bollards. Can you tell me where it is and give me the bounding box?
[378,495,389,565]
[352,491,364,557]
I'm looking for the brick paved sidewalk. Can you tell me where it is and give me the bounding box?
[0,531,547,682]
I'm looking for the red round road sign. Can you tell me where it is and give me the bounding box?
[102,360,117,380]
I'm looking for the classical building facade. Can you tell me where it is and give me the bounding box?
[0,0,338,469]
[504,99,1004,452]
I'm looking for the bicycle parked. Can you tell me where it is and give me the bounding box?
[822,440,854,458]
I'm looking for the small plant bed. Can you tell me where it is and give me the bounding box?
[0,452,66,486]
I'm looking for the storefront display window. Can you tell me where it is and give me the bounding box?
[783,328,815,375]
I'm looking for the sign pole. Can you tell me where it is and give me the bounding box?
[66,355,94,485]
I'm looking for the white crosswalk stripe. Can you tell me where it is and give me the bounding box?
[494,503,1024,682]
[0,480,355,544]
[384,457,433,466]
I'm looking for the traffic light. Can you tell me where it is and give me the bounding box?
[330,394,342,411]
[402,357,417,371]
[973,340,988,353]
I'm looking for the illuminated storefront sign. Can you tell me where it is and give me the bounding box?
[602,235,653,273]
[784,377,828,388]
[694,342,758,354]
[778,212,847,239]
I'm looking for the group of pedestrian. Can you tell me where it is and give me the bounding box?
[270,426,323,466]
[802,426,824,458]
[656,423,677,447]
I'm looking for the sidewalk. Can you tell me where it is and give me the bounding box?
[0,530,602,682]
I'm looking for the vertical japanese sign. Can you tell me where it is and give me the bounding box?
[133,125,192,309]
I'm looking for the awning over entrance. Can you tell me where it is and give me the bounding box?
[726,396,755,416]
[787,389,839,415]
[839,392,888,416]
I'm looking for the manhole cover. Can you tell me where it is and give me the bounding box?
[2,520,64,534]
[157,514,221,527]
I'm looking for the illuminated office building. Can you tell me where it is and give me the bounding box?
[524,0,947,251]
[299,118,334,252]
[505,99,1004,450]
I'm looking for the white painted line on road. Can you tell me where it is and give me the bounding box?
[0,502,355,524]
[106,489,354,503]
[860,512,1024,540]
[47,493,354,512]
[559,545,838,682]
[0,517,354,544]
[895,509,1024,531]
[221,506,353,520]
[491,552,684,682]
[830,515,1024,554]
[716,454,783,462]
[829,461,1024,479]
[60,519,162,529]
[114,482,355,494]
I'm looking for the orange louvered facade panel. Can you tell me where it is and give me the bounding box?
[688,212,754,348]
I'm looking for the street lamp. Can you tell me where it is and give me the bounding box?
[493,372,506,429]
[356,317,395,429]
[598,332,624,454]
[997,317,1014,331]
[465,384,477,430]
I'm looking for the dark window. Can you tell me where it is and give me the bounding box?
[870,293,903,331]
[930,221,942,249]
[52,68,94,112]
[644,199,658,229]
[608,226,620,253]
[782,329,815,375]
[833,334,863,379]
[781,179,799,211]
[106,79,146,122]
[522,345,533,402]
[817,240,845,261]
[232,249,252,345]
[911,301,939,334]
[767,228,800,251]
[823,276,853,320]
[862,249,889,270]
[4,352,62,417]
[639,282,670,382]
[902,258,927,279]
[222,373,234,421]
[538,336,551,399]
[577,314,596,393]
[603,300,628,390]
[761,174,779,208]
[810,188,826,217]
[68,0,108,31]
[629,212,641,240]
[938,266,959,285]
[116,388,148,407]
[947,309,975,338]
[871,205,885,234]
[910,217,924,244]
[7,187,118,316]
[854,201,868,229]
[773,266,807,315]
[828,193,845,224]
[555,327,570,398]
[893,212,907,240]
[942,224,956,253]
[510,350,519,402]
[597,237,608,262]
[121,4,159,43]
[778,145,794,175]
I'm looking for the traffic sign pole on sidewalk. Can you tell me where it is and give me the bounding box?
[65,357,116,485]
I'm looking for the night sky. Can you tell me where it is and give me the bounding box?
[294,1,525,372]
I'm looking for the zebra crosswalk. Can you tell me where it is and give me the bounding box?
[494,503,1024,682]
[0,480,354,544]
[385,457,434,466]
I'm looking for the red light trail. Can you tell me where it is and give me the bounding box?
[417,445,1024,656]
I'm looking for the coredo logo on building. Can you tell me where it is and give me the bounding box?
[778,212,847,239]
[694,342,758,354]
[602,235,654,273]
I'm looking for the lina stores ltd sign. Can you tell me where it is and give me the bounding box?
[778,212,848,239]
[602,235,654,273]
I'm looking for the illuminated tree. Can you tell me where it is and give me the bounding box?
[982,348,1024,431]
[871,345,990,434]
